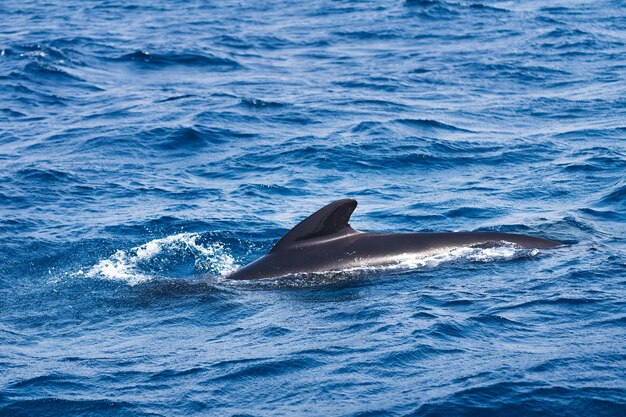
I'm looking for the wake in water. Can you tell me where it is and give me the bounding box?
[81,233,239,285]
[81,233,537,287]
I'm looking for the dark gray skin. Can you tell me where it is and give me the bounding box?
[227,199,560,280]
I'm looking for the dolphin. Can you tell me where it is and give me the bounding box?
[227,199,559,280]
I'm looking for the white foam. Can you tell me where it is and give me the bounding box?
[21,50,48,58]
[85,249,150,286]
[409,243,531,267]
[340,243,532,274]
[83,233,238,286]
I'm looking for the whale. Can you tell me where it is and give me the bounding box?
[226,199,560,280]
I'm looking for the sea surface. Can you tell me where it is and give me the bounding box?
[1,0,625,415]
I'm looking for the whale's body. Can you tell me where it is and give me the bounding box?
[227,199,559,280]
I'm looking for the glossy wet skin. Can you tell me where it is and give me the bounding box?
[227,204,560,281]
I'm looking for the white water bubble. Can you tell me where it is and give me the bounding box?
[83,233,238,286]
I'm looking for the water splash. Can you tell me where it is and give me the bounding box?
[395,243,538,269]
[83,233,238,286]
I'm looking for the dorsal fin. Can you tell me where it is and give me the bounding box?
[270,199,358,253]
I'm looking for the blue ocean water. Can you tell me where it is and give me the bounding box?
[1,0,625,415]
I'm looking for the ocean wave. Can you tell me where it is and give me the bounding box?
[115,51,242,69]
[138,126,256,152]
[0,108,27,118]
[1,398,139,416]
[595,181,626,209]
[22,62,84,81]
[15,167,78,184]
[394,118,472,132]
[238,98,287,109]
[415,384,625,417]
[405,0,509,15]
[14,43,69,61]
